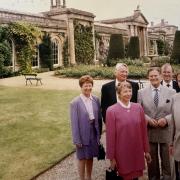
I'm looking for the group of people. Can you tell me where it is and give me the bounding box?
[70,62,180,180]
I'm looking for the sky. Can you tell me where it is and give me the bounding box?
[0,0,179,28]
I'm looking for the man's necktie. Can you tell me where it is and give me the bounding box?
[167,84,170,87]
[154,89,159,107]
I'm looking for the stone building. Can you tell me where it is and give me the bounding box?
[0,0,178,71]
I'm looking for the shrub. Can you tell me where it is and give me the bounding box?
[151,56,170,67]
[157,39,165,55]
[55,64,148,79]
[107,34,125,66]
[127,36,140,59]
[171,30,180,64]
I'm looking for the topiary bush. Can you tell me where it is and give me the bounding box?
[127,36,140,59]
[171,30,180,64]
[107,34,125,66]
[39,33,53,70]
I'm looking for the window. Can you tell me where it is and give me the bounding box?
[32,46,39,67]
[52,39,59,65]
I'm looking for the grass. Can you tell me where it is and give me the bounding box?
[0,86,80,180]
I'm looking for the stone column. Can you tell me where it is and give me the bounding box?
[143,28,147,56]
[134,26,138,36]
[91,22,97,63]
[63,0,66,8]
[154,40,158,55]
[130,25,134,36]
[68,19,76,65]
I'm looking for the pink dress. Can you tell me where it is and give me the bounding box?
[106,102,149,180]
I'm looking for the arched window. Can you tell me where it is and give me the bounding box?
[52,39,59,65]
[32,46,39,67]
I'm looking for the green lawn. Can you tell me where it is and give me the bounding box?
[0,86,79,180]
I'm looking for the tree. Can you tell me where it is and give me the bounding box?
[39,33,53,70]
[127,36,140,59]
[156,39,165,55]
[107,34,125,66]
[171,30,180,64]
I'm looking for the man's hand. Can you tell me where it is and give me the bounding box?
[157,118,167,127]
[148,119,158,127]
[145,152,152,164]
[169,145,174,156]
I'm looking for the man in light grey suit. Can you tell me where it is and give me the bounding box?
[138,67,176,180]
[170,93,180,180]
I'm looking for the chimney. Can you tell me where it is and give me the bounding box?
[151,22,154,27]
[134,5,141,16]
[161,19,165,26]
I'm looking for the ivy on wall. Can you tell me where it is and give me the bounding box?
[62,37,69,67]
[4,22,41,73]
[74,21,94,64]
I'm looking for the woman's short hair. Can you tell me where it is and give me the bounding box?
[79,75,93,87]
[116,81,132,95]
[147,67,161,76]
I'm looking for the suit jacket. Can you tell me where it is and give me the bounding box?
[171,93,180,161]
[70,95,102,145]
[161,80,180,93]
[138,85,176,143]
[101,80,139,122]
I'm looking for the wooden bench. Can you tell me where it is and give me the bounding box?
[23,73,42,86]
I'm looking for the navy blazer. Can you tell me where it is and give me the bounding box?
[101,80,139,122]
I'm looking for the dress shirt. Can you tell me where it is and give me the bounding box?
[80,94,95,120]
[151,85,160,99]
[162,80,173,89]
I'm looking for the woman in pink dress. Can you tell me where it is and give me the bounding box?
[106,81,151,180]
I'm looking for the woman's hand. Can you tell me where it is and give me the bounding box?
[76,144,83,148]
[145,152,152,164]
[110,159,116,170]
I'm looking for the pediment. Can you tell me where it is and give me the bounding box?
[134,14,148,24]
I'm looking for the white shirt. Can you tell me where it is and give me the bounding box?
[162,80,173,89]
[117,99,131,109]
[80,94,95,120]
[151,85,161,98]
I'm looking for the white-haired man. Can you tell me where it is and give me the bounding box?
[101,63,139,122]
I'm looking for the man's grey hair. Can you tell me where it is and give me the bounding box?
[115,63,128,71]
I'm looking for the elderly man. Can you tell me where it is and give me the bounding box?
[138,67,176,180]
[101,63,139,122]
[161,63,179,92]
[170,93,180,180]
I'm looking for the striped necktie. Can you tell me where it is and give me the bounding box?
[154,89,159,107]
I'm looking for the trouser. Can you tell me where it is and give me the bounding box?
[148,142,171,180]
[175,160,180,180]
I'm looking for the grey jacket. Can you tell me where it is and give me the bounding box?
[171,93,180,161]
[138,85,176,143]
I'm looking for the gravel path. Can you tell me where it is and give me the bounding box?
[0,72,149,180]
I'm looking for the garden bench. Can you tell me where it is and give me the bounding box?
[23,73,42,86]
[138,79,145,89]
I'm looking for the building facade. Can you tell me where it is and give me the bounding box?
[0,0,178,71]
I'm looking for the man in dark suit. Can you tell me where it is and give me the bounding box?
[101,63,139,122]
[161,63,180,93]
